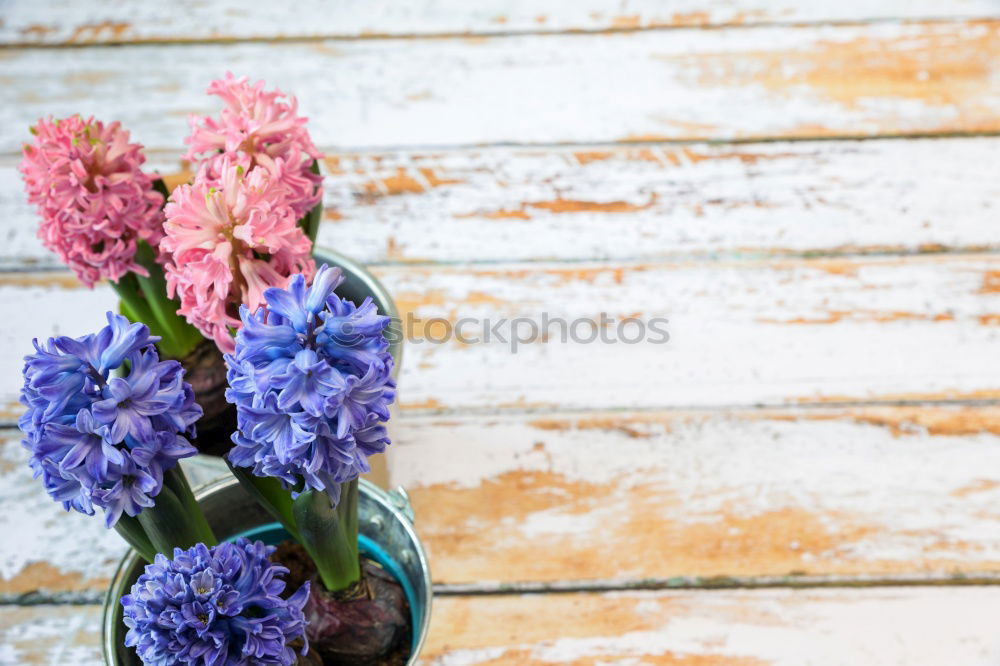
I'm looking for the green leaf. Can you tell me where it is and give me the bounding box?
[137,484,194,554]
[118,294,142,325]
[111,241,203,359]
[163,466,217,547]
[227,461,301,542]
[131,241,204,359]
[297,160,323,245]
[151,177,170,201]
[113,514,157,563]
[137,473,217,555]
[111,274,156,327]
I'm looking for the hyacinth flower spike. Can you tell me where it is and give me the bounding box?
[225,265,407,662]
[159,72,327,356]
[121,538,310,666]
[225,263,394,590]
[185,72,325,239]
[19,115,204,360]
[156,74,325,357]
[20,312,217,561]
[161,158,316,354]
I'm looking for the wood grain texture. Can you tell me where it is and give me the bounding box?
[6,405,1000,595]
[4,1,1000,661]
[7,587,1000,665]
[3,1,998,45]
[357,254,1000,412]
[0,418,130,597]
[2,253,1000,418]
[4,21,1000,152]
[395,406,1000,585]
[422,587,1000,665]
[6,137,1000,269]
[0,606,103,666]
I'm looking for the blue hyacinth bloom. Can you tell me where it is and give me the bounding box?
[19,312,203,527]
[225,265,395,499]
[121,538,309,666]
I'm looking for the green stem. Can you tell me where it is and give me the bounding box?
[113,514,157,563]
[337,478,359,562]
[292,483,360,592]
[137,467,217,554]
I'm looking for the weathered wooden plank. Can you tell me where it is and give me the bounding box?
[3,0,998,45]
[2,254,1000,417]
[7,587,1000,666]
[0,420,127,597]
[355,255,1000,411]
[396,406,1000,585]
[317,138,1000,263]
[0,606,103,666]
[6,137,1000,269]
[4,21,1000,152]
[6,405,1000,595]
[422,588,1000,665]
[0,440,329,600]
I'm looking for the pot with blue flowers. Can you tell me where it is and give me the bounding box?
[19,269,430,665]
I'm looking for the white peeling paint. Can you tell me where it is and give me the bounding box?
[3,0,998,45]
[0,606,102,666]
[0,433,126,586]
[391,408,1000,578]
[426,588,1000,665]
[7,138,1000,269]
[2,22,999,152]
[2,254,999,415]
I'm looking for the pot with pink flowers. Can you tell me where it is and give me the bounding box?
[17,75,429,666]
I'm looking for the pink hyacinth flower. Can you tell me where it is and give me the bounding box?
[161,158,315,353]
[19,116,165,287]
[185,73,323,220]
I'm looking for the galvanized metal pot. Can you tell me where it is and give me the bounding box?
[101,477,432,665]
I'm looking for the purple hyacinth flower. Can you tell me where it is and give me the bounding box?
[92,455,159,528]
[95,310,157,373]
[39,410,125,484]
[19,312,202,526]
[274,349,346,416]
[317,296,394,375]
[121,538,310,666]
[224,264,395,501]
[328,364,395,438]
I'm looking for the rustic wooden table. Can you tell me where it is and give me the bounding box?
[3,1,1000,663]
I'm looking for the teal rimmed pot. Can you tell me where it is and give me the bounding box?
[101,476,432,665]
